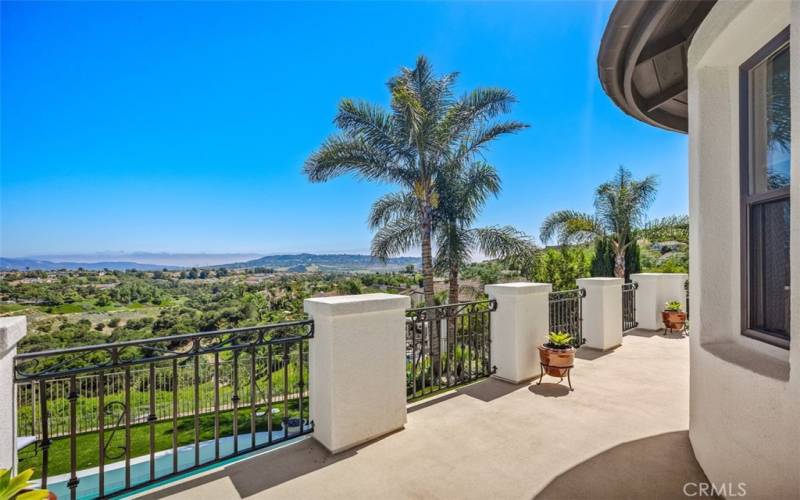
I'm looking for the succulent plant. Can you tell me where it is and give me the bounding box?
[546,331,574,349]
[0,469,49,500]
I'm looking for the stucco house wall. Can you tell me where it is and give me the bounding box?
[687,1,800,497]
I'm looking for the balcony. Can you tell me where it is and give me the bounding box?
[2,275,696,499]
[138,330,699,499]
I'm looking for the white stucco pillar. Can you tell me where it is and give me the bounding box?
[304,293,409,454]
[576,278,623,351]
[485,282,551,383]
[0,316,26,472]
[630,273,689,330]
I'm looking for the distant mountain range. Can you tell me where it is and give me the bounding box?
[0,253,422,272]
[224,253,421,272]
[26,252,262,267]
[0,258,172,271]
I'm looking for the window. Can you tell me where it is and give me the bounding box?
[740,28,791,349]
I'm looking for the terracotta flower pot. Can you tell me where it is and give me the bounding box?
[662,310,686,330]
[538,345,575,377]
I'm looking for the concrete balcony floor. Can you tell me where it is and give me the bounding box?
[139,330,706,500]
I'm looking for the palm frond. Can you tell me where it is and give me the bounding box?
[303,136,407,183]
[454,161,501,223]
[473,226,535,261]
[440,88,519,141]
[462,87,517,120]
[457,121,529,160]
[539,210,604,246]
[367,191,417,230]
[434,224,475,274]
[388,56,458,152]
[626,174,658,226]
[389,79,425,146]
[335,99,403,158]
[407,55,457,122]
[371,216,421,261]
[637,215,689,243]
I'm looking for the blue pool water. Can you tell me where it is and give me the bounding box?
[48,430,307,499]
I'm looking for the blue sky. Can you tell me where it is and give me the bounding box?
[1,1,688,258]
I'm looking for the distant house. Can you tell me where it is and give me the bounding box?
[599,1,797,496]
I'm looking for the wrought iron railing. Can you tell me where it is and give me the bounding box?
[622,282,639,331]
[684,279,690,321]
[405,300,496,401]
[16,360,306,439]
[14,320,313,499]
[548,289,585,347]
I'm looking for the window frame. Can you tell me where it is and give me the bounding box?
[739,26,791,350]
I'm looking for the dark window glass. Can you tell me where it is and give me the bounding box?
[742,31,790,347]
[748,199,790,334]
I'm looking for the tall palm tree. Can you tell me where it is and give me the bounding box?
[539,166,688,278]
[304,56,526,306]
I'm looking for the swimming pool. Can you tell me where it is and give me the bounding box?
[47,429,308,499]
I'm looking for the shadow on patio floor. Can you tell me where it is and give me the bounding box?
[408,377,529,413]
[457,376,527,402]
[535,430,715,500]
[141,430,711,500]
[624,328,686,340]
[137,437,356,499]
[528,382,571,397]
[575,347,616,360]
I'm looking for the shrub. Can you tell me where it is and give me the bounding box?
[532,247,591,291]
[591,237,641,280]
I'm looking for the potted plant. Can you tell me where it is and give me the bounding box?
[0,468,51,500]
[537,332,576,390]
[662,300,687,333]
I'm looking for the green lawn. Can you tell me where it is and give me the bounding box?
[19,399,303,479]
[45,303,87,314]
[0,303,28,314]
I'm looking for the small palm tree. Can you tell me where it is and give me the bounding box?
[539,166,688,278]
[304,56,525,307]
[370,160,533,304]
[434,161,533,305]
[374,158,532,380]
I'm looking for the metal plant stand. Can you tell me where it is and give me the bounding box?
[663,323,688,335]
[537,363,574,391]
[663,315,689,335]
